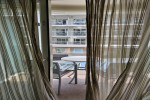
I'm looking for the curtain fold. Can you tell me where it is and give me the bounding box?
[86,0,150,100]
[0,0,56,99]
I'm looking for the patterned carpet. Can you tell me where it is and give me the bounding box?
[52,71,86,100]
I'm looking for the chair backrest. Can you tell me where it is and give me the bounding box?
[58,61,74,71]
[53,61,75,78]
[53,62,60,78]
[53,63,60,73]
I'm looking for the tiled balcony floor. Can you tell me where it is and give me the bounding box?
[52,70,86,100]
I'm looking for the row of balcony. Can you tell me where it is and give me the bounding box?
[52,23,86,26]
[51,42,139,48]
[51,32,86,37]
[51,20,143,26]
[52,41,86,45]
[51,21,86,26]
[51,32,142,38]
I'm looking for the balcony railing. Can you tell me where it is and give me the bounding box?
[51,31,87,37]
[73,32,86,36]
[51,21,86,26]
[73,42,86,45]
[52,41,86,45]
[73,22,86,25]
[51,32,68,36]
[53,42,68,44]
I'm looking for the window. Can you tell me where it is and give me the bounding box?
[56,19,67,25]
[81,39,86,44]
[56,48,66,53]
[73,48,83,54]
[56,38,68,44]
[74,39,80,44]
[73,29,86,36]
[73,18,86,25]
[74,38,86,44]
[56,29,68,36]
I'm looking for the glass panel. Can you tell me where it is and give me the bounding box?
[74,38,86,44]
[55,48,66,53]
[55,19,67,25]
[73,48,83,53]
[56,38,68,44]
[73,29,86,36]
[56,29,68,36]
[73,18,86,25]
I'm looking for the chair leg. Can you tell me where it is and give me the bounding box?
[58,77,61,95]
[85,73,87,84]
[68,72,74,77]
[68,74,75,84]
[85,68,87,84]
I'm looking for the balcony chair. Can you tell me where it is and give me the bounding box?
[53,61,74,95]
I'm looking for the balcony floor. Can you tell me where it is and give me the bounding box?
[52,70,86,100]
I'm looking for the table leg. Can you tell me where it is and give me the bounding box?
[68,62,77,84]
[74,62,77,84]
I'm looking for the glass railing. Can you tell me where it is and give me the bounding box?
[73,32,86,36]
[53,42,68,44]
[52,41,86,45]
[51,31,87,36]
[73,42,86,45]
[51,32,68,36]
[51,21,86,25]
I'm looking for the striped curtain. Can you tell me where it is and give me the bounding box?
[86,0,150,100]
[0,0,56,99]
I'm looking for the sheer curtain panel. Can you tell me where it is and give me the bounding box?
[0,0,56,99]
[85,0,150,100]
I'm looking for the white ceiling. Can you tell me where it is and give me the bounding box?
[51,0,86,6]
[51,0,86,14]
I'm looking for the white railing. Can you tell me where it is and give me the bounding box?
[51,31,87,37]
[51,21,86,26]
[51,32,68,36]
[52,41,86,45]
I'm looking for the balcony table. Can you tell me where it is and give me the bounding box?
[61,56,86,84]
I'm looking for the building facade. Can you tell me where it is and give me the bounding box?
[51,14,87,60]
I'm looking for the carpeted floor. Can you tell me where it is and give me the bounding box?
[52,70,86,100]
